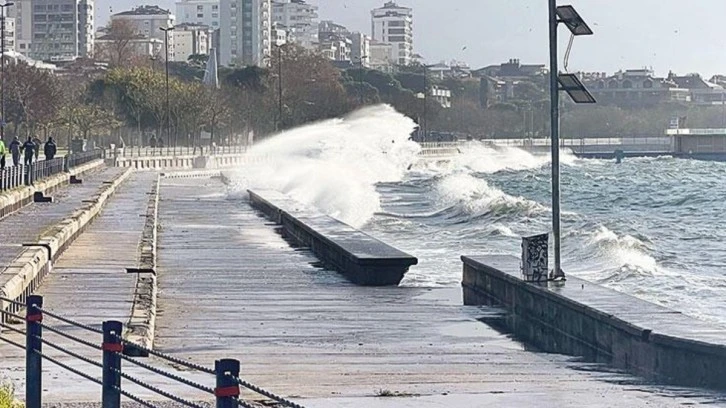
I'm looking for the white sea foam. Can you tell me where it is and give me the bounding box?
[226,105,419,227]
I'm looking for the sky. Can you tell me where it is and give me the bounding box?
[98,0,726,78]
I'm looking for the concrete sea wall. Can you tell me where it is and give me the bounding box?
[248,190,417,286]
[461,255,726,390]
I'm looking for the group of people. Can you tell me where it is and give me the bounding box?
[0,136,57,170]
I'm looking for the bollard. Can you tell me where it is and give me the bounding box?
[25,295,43,408]
[102,321,123,408]
[215,359,241,408]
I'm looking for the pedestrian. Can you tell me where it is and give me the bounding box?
[44,137,57,160]
[9,136,20,167]
[32,136,41,161]
[158,137,164,148]
[23,137,35,166]
[149,135,157,148]
[0,138,6,170]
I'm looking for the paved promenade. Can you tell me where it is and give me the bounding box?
[151,177,725,407]
[1,173,725,406]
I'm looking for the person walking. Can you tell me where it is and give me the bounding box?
[44,137,57,160]
[9,136,20,167]
[23,137,35,166]
[32,136,41,161]
[0,138,6,170]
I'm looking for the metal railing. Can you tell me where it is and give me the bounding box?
[65,150,104,170]
[0,294,306,408]
[0,150,103,191]
[111,145,247,158]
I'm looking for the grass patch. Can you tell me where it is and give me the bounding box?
[0,382,22,408]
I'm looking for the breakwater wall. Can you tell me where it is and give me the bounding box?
[248,190,417,286]
[461,255,726,390]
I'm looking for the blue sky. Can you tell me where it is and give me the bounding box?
[100,0,726,77]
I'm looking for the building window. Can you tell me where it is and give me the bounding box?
[643,80,653,89]
[622,80,632,89]
[608,80,618,89]
[197,13,204,18]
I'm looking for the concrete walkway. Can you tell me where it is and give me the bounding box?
[0,167,126,271]
[0,173,159,398]
[148,177,726,407]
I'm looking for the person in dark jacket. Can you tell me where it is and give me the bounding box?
[32,136,41,160]
[44,137,57,160]
[9,137,20,167]
[23,137,35,166]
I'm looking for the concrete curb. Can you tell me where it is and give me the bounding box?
[0,167,132,322]
[123,175,160,356]
[0,159,104,220]
[160,169,223,179]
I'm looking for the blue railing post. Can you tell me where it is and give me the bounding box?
[215,359,240,408]
[25,295,43,408]
[102,320,123,408]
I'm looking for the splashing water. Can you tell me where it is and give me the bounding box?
[227,105,420,227]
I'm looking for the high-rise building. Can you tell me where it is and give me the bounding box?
[176,0,220,29]
[111,6,175,43]
[371,1,413,66]
[11,0,94,61]
[1,16,15,55]
[272,0,317,50]
[173,23,211,61]
[219,0,271,67]
[349,32,370,67]
[6,0,31,55]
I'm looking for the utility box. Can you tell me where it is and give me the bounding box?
[522,233,548,282]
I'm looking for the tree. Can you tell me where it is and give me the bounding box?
[96,19,141,68]
[4,62,62,138]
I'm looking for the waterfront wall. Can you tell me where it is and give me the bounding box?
[461,255,726,390]
[113,153,247,170]
[248,190,418,286]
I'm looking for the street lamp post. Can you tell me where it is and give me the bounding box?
[356,55,368,106]
[0,2,13,146]
[160,26,174,156]
[278,45,283,131]
[548,2,595,279]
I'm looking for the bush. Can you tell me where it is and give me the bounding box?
[0,382,22,408]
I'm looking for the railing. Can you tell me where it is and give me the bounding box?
[0,150,103,191]
[420,138,674,155]
[0,294,306,408]
[65,150,104,169]
[112,145,247,158]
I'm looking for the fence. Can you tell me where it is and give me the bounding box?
[0,294,305,408]
[112,145,247,158]
[0,150,104,192]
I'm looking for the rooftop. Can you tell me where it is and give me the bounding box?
[114,5,172,17]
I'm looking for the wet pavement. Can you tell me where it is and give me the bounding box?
[2,174,726,407]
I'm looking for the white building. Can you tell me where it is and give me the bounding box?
[6,0,30,55]
[369,40,393,72]
[176,0,220,29]
[349,32,370,67]
[272,0,317,50]
[1,16,15,55]
[173,23,211,61]
[111,6,175,43]
[272,22,287,46]
[219,0,271,67]
[430,85,452,108]
[10,0,94,61]
[371,1,413,66]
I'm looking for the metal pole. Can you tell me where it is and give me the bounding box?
[25,295,43,408]
[164,30,170,157]
[549,0,564,279]
[215,359,240,408]
[101,321,122,408]
[1,7,5,144]
[278,46,283,131]
[423,66,428,143]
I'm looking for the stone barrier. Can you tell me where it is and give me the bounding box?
[249,189,417,286]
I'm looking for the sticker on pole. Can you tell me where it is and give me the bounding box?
[521,233,548,282]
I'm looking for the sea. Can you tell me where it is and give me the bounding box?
[227,104,726,326]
